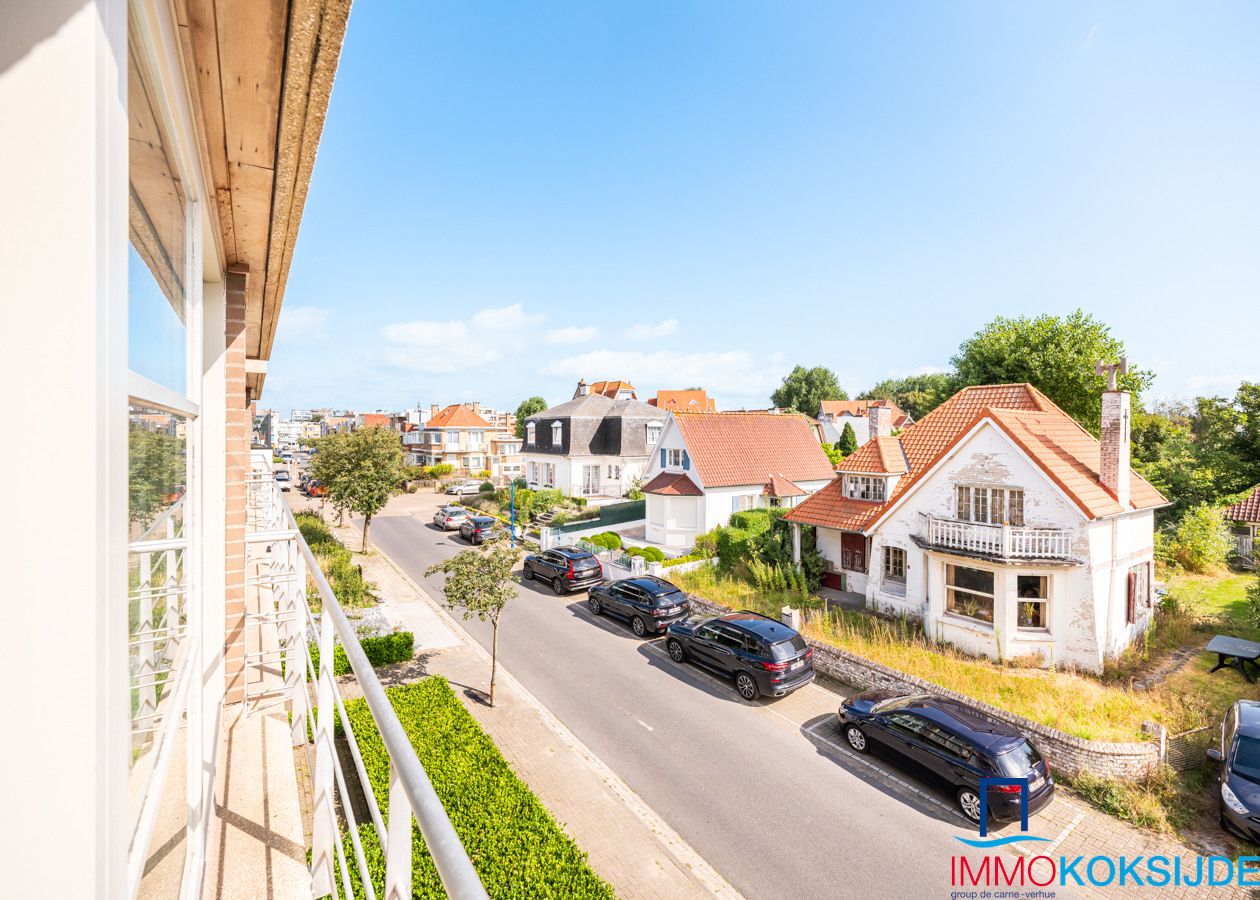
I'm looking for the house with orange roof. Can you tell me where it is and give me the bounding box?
[648,389,717,412]
[1225,485,1260,568]
[818,398,913,447]
[402,403,495,473]
[640,411,836,547]
[785,381,1168,672]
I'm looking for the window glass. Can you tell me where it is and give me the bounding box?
[771,635,808,659]
[924,726,974,761]
[1232,736,1260,782]
[995,741,1044,777]
[1008,490,1025,526]
[1017,575,1049,629]
[956,485,972,521]
[883,546,906,581]
[946,564,995,623]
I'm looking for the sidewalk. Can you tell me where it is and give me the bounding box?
[331,511,739,900]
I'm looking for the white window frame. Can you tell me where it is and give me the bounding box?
[1016,574,1050,631]
[945,564,995,625]
[526,422,536,445]
[646,423,663,446]
[846,475,885,501]
[667,448,685,468]
[551,421,562,445]
[956,483,1025,526]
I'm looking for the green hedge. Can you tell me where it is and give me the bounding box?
[663,551,708,568]
[342,678,614,899]
[625,546,665,563]
[715,526,752,571]
[310,630,414,677]
[587,531,622,550]
[728,509,776,535]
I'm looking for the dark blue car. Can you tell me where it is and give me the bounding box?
[665,611,814,700]
[838,690,1054,825]
[1208,699,1260,841]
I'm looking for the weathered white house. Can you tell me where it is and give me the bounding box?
[523,380,669,498]
[641,411,836,547]
[786,382,1168,672]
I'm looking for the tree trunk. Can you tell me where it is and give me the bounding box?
[337,505,345,526]
[361,513,372,553]
[489,619,499,707]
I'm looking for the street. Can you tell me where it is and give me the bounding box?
[363,493,1075,900]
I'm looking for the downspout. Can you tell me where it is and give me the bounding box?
[1104,517,1118,661]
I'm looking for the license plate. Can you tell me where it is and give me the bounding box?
[790,660,803,671]
[666,606,681,614]
[1029,776,1044,791]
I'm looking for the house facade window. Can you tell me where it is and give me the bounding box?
[526,422,536,445]
[955,484,1024,525]
[846,475,885,501]
[544,463,556,487]
[730,493,758,513]
[1127,563,1151,624]
[529,461,539,483]
[551,421,562,446]
[607,465,621,479]
[1017,575,1049,629]
[667,448,685,468]
[646,423,663,446]
[883,546,906,582]
[445,430,459,444]
[946,564,995,624]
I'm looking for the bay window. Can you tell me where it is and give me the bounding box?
[946,564,994,624]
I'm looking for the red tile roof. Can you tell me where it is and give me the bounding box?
[360,413,390,427]
[426,404,492,429]
[644,471,703,496]
[819,398,911,427]
[766,474,806,497]
[589,380,636,398]
[1226,486,1260,524]
[788,383,1168,532]
[649,389,716,411]
[674,411,836,489]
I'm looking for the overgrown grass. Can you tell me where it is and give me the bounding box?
[296,512,376,608]
[673,567,1259,742]
[341,677,614,899]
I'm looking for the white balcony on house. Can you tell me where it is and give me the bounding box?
[916,513,1077,562]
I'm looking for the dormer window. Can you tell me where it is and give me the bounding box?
[646,423,663,446]
[551,421,562,445]
[846,475,885,502]
[526,422,535,445]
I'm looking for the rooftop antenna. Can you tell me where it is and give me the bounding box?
[1095,358,1129,391]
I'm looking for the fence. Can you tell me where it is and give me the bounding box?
[1164,725,1215,772]
[244,471,488,899]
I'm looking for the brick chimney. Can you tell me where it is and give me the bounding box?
[868,402,893,439]
[1098,359,1131,508]
[574,379,589,398]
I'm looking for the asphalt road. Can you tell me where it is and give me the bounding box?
[367,500,1065,900]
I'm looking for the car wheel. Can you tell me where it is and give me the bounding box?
[735,672,759,701]
[588,596,602,615]
[667,638,686,662]
[631,616,647,637]
[843,724,868,753]
[522,565,533,581]
[957,787,984,824]
[552,577,566,596]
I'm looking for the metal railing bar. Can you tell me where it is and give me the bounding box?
[333,684,389,848]
[330,727,379,900]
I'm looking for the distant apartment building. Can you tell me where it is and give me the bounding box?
[489,434,524,481]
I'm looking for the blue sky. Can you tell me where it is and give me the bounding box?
[264,1,1260,417]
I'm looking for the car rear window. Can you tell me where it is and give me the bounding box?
[650,589,686,607]
[995,741,1043,777]
[770,635,808,660]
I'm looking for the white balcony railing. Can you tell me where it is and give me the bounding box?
[918,513,1074,560]
[244,469,488,899]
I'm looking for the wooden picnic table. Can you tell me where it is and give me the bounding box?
[1207,635,1260,684]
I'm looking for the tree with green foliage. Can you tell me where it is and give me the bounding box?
[129,429,186,527]
[425,543,520,706]
[822,443,843,467]
[309,426,407,551]
[835,421,859,456]
[1162,503,1233,573]
[771,365,847,416]
[951,310,1150,432]
[515,396,547,438]
[859,372,957,420]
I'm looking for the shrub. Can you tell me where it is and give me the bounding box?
[310,630,414,676]
[715,526,753,571]
[588,531,622,550]
[1165,504,1232,573]
[479,480,495,492]
[476,469,492,479]
[663,551,707,568]
[728,509,775,535]
[694,528,719,558]
[430,463,454,478]
[640,546,665,563]
[295,512,376,608]
[342,678,614,898]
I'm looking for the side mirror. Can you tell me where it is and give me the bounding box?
[1207,748,1224,763]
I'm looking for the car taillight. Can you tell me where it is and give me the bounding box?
[566,562,575,579]
[992,784,1023,794]
[804,648,813,660]
[761,660,790,672]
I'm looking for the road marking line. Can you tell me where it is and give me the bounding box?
[370,542,743,900]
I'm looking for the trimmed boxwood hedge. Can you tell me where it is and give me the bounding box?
[310,630,414,677]
[341,677,614,899]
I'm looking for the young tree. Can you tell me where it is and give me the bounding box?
[771,365,847,416]
[309,426,407,550]
[515,396,548,438]
[859,372,956,419]
[951,310,1151,432]
[835,421,859,457]
[425,543,520,706]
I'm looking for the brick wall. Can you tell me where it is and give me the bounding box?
[683,593,1160,779]
[224,267,249,703]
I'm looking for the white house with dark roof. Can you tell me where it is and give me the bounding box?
[786,381,1169,672]
[641,411,836,547]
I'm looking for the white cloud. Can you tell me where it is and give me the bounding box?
[542,348,784,406]
[627,318,679,341]
[545,325,601,345]
[280,306,331,340]
[382,303,544,373]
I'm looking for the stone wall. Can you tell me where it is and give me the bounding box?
[683,593,1160,779]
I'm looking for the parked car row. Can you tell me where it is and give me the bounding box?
[432,505,505,545]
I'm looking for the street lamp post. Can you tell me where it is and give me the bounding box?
[510,479,516,549]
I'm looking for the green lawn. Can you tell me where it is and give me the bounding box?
[1162,571,1255,625]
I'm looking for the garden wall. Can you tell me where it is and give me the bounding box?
[552,499,646,534]
[683,593,1161,780]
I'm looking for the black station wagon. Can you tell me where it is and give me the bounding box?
[586,576,690,637]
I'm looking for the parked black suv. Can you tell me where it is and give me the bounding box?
[665,611,814,700]
[458,516,502,545]
[838,690,1055,824]
[1207,699,1260,841]
[587,576,690,637]
[522,546,603,595]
